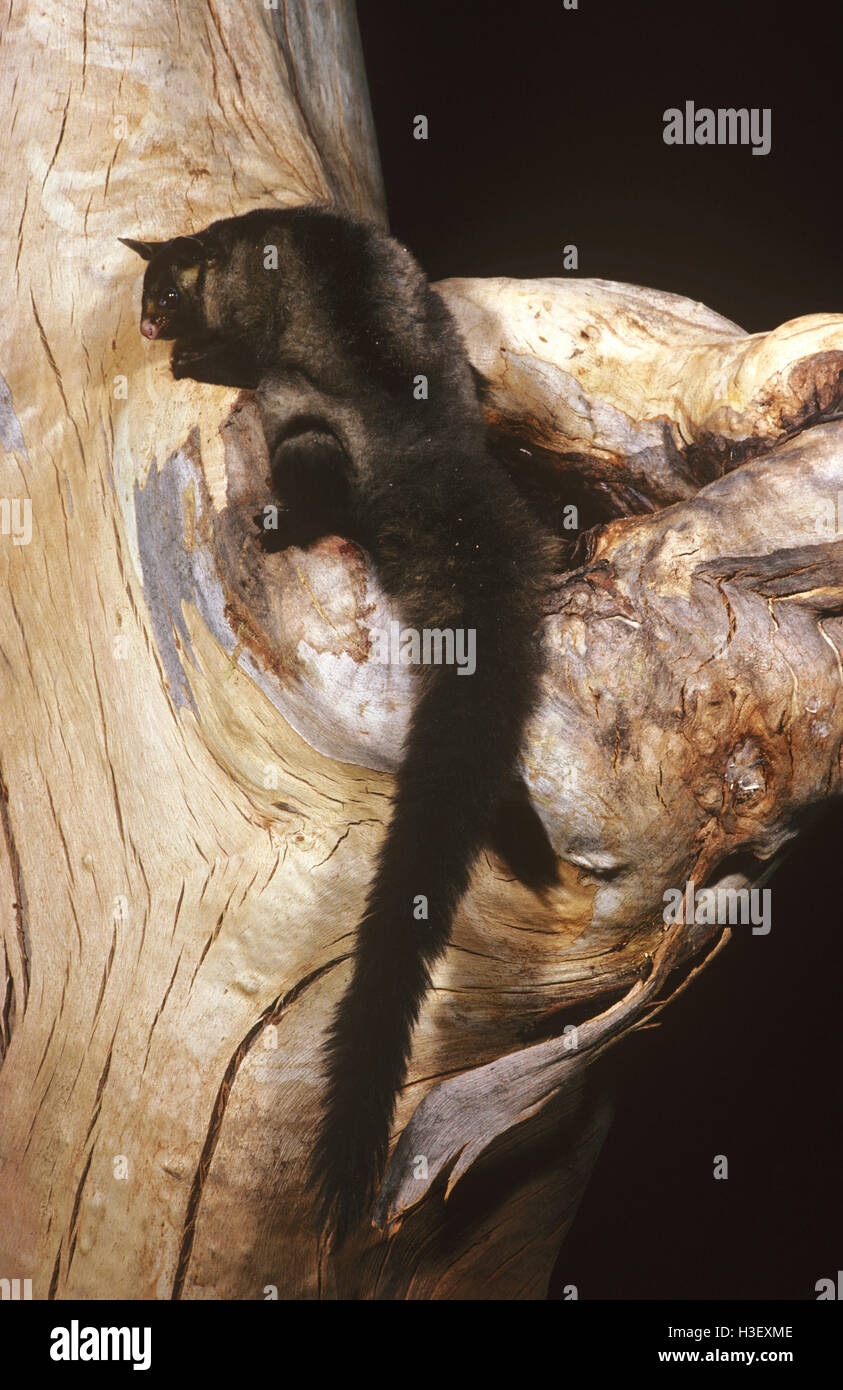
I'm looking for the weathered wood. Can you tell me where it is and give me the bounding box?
[1,0,841,1302]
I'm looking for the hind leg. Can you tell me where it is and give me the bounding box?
[256,426,363,551]
[489,777,558,893]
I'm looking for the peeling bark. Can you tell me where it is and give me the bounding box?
[0,0,841,1303]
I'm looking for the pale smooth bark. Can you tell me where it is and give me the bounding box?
[0,0,841,1301]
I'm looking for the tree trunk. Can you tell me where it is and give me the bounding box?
[1,0,841,1301]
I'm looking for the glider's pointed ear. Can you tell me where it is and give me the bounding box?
[173,233,219,263]
[118,237,165,261]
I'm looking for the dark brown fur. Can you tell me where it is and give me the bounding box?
[122,206,557,1242]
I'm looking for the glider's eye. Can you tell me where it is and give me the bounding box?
[158,287,179,308]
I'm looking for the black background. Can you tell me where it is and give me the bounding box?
[357,0,842,1300]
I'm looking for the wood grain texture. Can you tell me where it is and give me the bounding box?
[0,0,841,1301]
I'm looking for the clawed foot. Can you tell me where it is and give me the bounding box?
[170,346,206,378]
[253,509,326,553]
[170,337,220,379]
[171,336,260,387]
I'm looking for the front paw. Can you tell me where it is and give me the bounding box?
[170,344,207,380]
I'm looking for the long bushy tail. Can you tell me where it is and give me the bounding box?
[312,550,546,1244]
